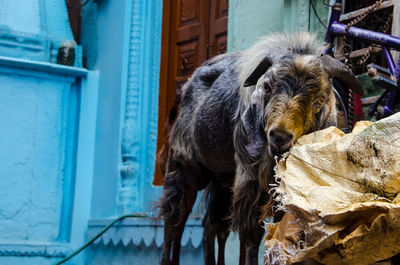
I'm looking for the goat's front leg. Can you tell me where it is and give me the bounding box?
[232,174,268,265]
[238,225,263,265]
[239,239,246,265]
[203,178,233,265]
[244,226,264,265]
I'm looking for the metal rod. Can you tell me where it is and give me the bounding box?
[395,52,400,79]
[382,47,396,75]
[381,47,398,117]
[330,22,400,50]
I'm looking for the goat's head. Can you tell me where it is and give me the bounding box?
[242,54,363,159]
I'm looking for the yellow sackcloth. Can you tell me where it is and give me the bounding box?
[265,112,400,265]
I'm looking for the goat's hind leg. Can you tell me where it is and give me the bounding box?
[216,229,229,265]
[216,184,232,265]
[203,209,216,265]
[159,163,198,265]
[203,179,232,265]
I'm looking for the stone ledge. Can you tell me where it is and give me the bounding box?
[0,56,87,77]
[87,217,204,249]
[0,242,72,257]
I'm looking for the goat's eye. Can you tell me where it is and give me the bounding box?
[264,82,272,93]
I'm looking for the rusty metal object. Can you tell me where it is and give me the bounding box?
[340,0,391,127]
[340,0,394,21]
[342,0,385,71]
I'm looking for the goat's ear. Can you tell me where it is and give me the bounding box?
[244,57,272,87]
[242,87,267,159]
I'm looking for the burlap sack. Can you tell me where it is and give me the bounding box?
[265,113,400,265]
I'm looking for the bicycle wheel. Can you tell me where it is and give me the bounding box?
[332,78,351,132]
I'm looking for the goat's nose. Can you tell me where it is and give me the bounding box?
[269,129,293,147]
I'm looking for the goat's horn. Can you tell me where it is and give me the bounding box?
[320,54,364,96]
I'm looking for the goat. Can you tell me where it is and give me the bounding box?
[158,33,363,265]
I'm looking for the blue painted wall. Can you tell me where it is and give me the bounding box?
[0,0,82,66]
[0,57,93,265]
[80,0,166,218]
[80,0,208,264]
[80,0,164,218]
[0,1,96,265]
[0,0,204,264]
[228,0,329,51]
[80,0,126,219]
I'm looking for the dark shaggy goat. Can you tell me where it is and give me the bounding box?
[158,33,363,265]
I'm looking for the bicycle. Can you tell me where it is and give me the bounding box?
[323,0,400,123]
[322,1,400,263]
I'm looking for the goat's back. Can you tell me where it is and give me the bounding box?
[168,52,241,174]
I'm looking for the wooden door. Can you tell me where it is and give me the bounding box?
[208,0,229,58]
[154,0,228,185]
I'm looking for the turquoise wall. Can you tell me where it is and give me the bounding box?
[0,1,96,265]
[0,57,93,265]
[80,0,127,219]
[228,0,284,51]
[0,0,205,264]
[0,0,82,66]
[81,0,164,218]
[80,0,207,264]
[228,0,330,51]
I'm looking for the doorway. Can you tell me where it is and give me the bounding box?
[154,0,229,185]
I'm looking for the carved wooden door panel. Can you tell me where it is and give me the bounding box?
[155,0,228,185]
[174,0,209,90]
[208,0,228,58]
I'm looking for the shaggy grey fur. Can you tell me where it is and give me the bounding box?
[158,33,362,265]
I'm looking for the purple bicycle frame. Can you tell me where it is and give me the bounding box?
[324,0,399,117]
